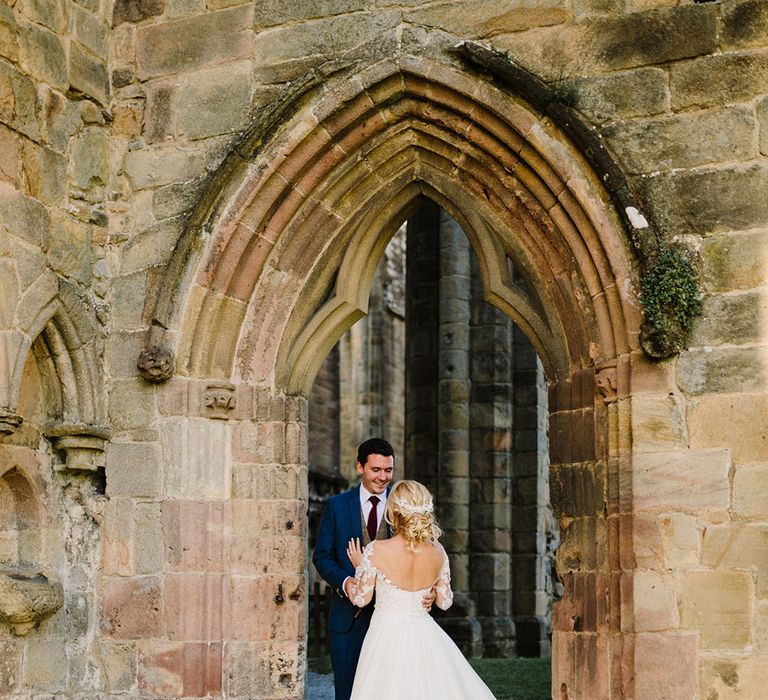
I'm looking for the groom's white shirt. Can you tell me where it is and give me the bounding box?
[359,483,387,526]
[343,484,387,598]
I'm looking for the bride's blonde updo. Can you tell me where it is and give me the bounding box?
[386,480,443,550]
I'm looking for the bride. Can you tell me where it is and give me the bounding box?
[345,480,496,699]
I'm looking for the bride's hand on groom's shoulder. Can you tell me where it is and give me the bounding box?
[347,537,363,568]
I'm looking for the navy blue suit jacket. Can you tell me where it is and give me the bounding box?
[313,486,389,633]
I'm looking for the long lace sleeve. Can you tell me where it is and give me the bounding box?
[435,549,453,610]
[349,543,377,608]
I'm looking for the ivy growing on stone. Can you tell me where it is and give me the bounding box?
[639,246,703,359]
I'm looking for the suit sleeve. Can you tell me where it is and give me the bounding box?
[312,498,351,593]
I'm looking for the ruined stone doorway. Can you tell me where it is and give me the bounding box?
[307,199,557,665]
[154,57,640,697]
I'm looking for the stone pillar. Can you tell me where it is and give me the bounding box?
[468,253,516,657]
[405,202,440,488]
[307,345,345,551]
[511,325,554,657]
[338,321,363,482]
[437,211,471,561]
[308,346,340,477]
[364,273,387,439]
[380,225,406,468]
[549,365,611,697]
[45,424,110,474]
[433,210,483,655]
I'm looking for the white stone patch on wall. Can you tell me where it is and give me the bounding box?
[161,417,232,500]
[625,206,649,229]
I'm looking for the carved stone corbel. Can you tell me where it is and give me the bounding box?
[0,572,64,636]
[595,362,618,405]
[137,344,175,383]
[204,382,237,420]
[45,424,110,473]
[0,409,23,436]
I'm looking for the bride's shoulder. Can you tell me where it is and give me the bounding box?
[424,540,445,554]
[359,541,378,570]
[417,540,445,562]
[368,538,398,554]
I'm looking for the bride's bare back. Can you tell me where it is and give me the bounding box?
[369,535,445,591]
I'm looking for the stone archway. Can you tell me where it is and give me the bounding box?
[0,276,107,656]
[1,276,107,450]
[144,54,651,698]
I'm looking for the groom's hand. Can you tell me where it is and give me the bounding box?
[422,586,436,611]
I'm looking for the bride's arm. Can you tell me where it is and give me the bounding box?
[348,543,377,608]
[434,549,454,611]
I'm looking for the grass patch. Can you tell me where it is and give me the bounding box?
[309,655,551,699]
[470,657,551,700]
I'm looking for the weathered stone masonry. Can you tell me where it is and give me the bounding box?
[0,1,767,698]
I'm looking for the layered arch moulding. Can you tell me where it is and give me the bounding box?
[151,57,640,389]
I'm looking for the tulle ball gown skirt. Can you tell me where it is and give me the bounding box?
[350,602,496,699]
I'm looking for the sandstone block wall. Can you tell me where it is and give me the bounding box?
[0,0,765,698]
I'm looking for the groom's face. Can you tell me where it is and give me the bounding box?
[357,453,394,495]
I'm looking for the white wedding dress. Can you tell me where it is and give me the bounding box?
[349,543,496,699]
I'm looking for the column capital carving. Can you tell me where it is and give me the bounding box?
[204,382,237,419]
[0,409,23,436]
[45,424,110,473]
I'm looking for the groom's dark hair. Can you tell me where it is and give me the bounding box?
[357,437,395,466]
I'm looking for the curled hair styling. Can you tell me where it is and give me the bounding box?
[385,480,443,550]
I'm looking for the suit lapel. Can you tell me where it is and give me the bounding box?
[347,486,364,542]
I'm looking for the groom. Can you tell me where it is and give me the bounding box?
[312,437,395,700]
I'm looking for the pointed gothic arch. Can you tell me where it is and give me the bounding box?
[147,56,643,386]
[1,275,107,469]
[144,54,648,697]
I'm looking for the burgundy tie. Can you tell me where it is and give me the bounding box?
[367,495,379,541]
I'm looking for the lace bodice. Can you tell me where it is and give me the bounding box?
[349,543,454,614]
